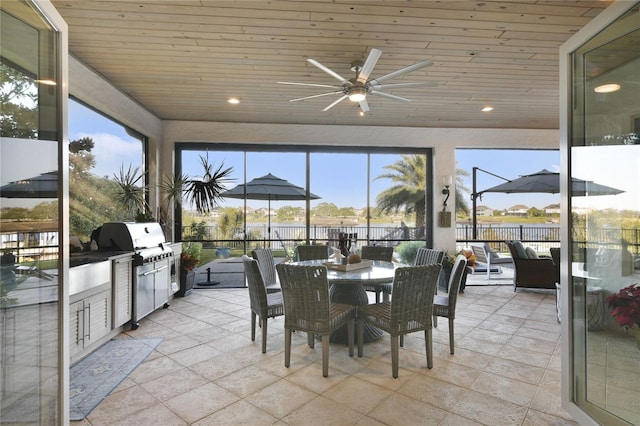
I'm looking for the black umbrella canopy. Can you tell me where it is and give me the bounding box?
[220,173,321,245]
[220,173,321,201]
[479,169,623,196]
[0,171,58,198]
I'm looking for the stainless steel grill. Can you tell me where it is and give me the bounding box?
[98,222,174,328]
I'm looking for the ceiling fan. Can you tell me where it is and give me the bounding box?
[278,48,435,113]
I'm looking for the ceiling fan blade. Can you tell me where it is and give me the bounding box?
[278,81,342,89]
[359,98,370,112]
[370,59,433,84]
[307,58,350,84]
[368,81,437,90]
[356,48,382,84]
[323,95,348,111]
[370,90,412,102]
[289,91,343,102]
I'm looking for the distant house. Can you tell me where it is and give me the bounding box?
[506,204,529,216]
[476,205,494,216]
[544,204,560,214]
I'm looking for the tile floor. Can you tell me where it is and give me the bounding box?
[72,275,574,426]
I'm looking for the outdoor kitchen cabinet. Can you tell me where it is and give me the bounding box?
[69,260,113,363]
[69,283,112,361]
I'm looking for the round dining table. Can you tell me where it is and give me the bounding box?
[291,259,400,343]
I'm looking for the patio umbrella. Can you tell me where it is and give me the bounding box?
[0,171,58,198]
[478,169,624,196]
[220,173,321,244]
[472,169,623,239]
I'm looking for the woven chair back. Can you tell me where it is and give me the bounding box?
[414,248,445,266]
[243,257,269,316]
[390,264,441,334]
[251,248,277,285]
[296,245,329,261]
[360,245,394,261]
[446,255,468,315]
[276,263,331,334]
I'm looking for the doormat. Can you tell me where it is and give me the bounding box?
[69,338,162,420]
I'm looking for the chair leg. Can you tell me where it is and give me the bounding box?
[433,315,438,328]
[357,319,365,357]
[375,290,381,303]
[322,335,329,377]
[425,328,433,369]
[308,332,315,348]
[400,334,404,347]
[448,317,455,355]
[391,335,399,378]
[251,312,257,341]
[347,318,354,357]
[261,317,268,354]
[285,329,292,368]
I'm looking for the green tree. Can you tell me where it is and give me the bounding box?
[375,155,428,229]
[0,64,37,138]
[218,207,243,239]
[276,205,302,222]
[69,137,96,177]
[312,202,339,217]
[455,167,470,215]
[376,155,472,227]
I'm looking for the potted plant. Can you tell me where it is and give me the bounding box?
[177,242,201,297]
[606,284,640,350]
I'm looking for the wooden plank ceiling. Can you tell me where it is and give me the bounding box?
[50,0,615,129]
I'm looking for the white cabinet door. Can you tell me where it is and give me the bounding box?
[85,290,111,347]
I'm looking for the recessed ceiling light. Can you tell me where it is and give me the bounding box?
[359,111,365,117]
[594,83,620,93]
[481,106,494,112]
[227,97,240,104]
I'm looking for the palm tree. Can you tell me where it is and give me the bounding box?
[376,155,470,228]
[376,155,428,228]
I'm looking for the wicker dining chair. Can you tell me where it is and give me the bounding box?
[251,248,280,293]
[413,247,445,266]
[296,244,329,261]
[432,254,467,354]
[357,264,441,378]
[275,263,355,377]
[360,245,395,303]
[242,256,285,353]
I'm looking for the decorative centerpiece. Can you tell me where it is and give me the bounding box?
[606,283,640,350]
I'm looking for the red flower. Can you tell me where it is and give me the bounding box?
[606,284,640,329]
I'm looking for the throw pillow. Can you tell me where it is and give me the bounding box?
[525,246,539,259]
[512,240,528,259]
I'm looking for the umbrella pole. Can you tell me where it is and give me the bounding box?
[267,197,271,248]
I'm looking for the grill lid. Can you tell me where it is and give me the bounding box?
[98,222,169,256]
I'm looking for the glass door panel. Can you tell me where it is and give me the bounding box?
[569,5,640,424]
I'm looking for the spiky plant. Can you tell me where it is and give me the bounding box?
[113,164,149,219]
[184,155,233,214]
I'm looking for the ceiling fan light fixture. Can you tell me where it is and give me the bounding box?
[348,87,366,102]
[594,83,620,93]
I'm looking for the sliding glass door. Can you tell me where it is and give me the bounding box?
[176,144,432,257]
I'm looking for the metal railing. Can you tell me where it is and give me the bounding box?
[181,222,640,257]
